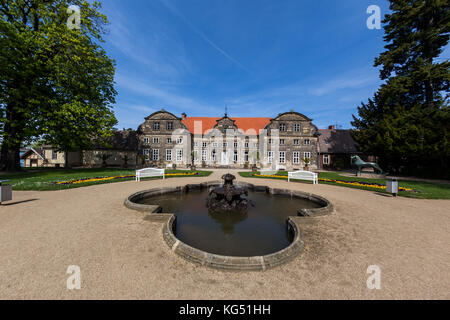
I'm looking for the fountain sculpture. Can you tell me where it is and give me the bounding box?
[206,174,250,213]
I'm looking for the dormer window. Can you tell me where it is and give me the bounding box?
[153,122,160,131]
[279,124,286,132]
[294,123,301,132]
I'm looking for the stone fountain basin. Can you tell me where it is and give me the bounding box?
[124,181,333,271]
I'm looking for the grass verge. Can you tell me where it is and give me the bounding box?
[238,171,450,200]
[1,168,212,191]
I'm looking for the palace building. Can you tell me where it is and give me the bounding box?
[137,109,320,170]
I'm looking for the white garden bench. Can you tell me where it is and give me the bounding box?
[288,170,318,185]
[136,168,165,182]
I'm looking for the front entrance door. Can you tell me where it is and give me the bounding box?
[221,152,229,165]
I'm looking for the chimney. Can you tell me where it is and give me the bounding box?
[328,125,335,131]
[181,113,187,120]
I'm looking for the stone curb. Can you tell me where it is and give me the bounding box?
[124,181,334,271]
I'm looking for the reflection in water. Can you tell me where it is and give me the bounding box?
[140,190,321,256]
[208,210,247,235]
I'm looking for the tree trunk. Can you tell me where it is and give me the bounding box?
[0,143,21,172]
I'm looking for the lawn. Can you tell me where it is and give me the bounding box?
[238,171,450,200]
[1,168,212,191]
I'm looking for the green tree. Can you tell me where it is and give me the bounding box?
[0,0,117,171]
[352,0,449,178]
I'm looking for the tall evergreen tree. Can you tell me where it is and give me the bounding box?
[352,0,449,177]
[0,0,117,171]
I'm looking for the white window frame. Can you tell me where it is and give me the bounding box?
[153,137,159,144]
[153,122,160,131]
[294,123,301,132]
[304,152,311,159]
[166,122,173,131]
[143,138,150,144]
[279,139,285,146]
[166,137,172,144]
[202,150,207,161]
[244,151,249,162]
[233,150,238,163]
[152,149,159,161]
[212,150,217,162]
[234,142,238,149]
[293,139,300,145]
[202,142,207,148]
[304,139,311,146]
[293,151,300,164]
[212,142,218,148]
[176,137,183,144]
[279,123,286,132]
[166,149,172,162]
[268,151,274,164]
[176,149,183,162]
[323,154,330,165]
[279,151,286,164]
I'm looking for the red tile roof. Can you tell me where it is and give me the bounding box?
[182,117,272,135]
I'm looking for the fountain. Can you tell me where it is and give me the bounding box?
[206,173,250,213]
[124,175,334,270]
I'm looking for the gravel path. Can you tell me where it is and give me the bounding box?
[0,169,449,299]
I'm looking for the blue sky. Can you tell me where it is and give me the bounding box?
[100,0,393,130]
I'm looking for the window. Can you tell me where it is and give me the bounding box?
[293,139,300,145]
[212,150,217,162]
[153,137,159,144]
[52,150,58,160]
[323,154,330,165]
[194,142,198,147]
[253,143,258,148]
[304,152,311,159]
[279,151,286,164]
[293,152,300,164]
[234,142,238,149]
[202,142,207,148]
[244,151,249,162]
[202,150,207,161]
[245,142,249,148]
[212,142,218,148]
[152,149,159,161]
[166,122,173,131]
[304,139,311,146]
[268,151,274,164]
[166,137,172,144]
[279,139,285,146]
[143,149,150,160]
[143,137,150,144]
[176,149,183,162]
[268,139,273,145]
[279,123,286,132]
[223,142,228,148]
[177,137,183,144]
[325,139,330,145]
[166,149,172,161]
[294,123,301,132]
[233,151,238,163]
[153,122,160,131]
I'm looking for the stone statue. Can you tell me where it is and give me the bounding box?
[206,174,250,213]
[351,155,385,175]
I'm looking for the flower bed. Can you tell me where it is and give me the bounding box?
[253,174,415,192]
[55,172,199,186]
